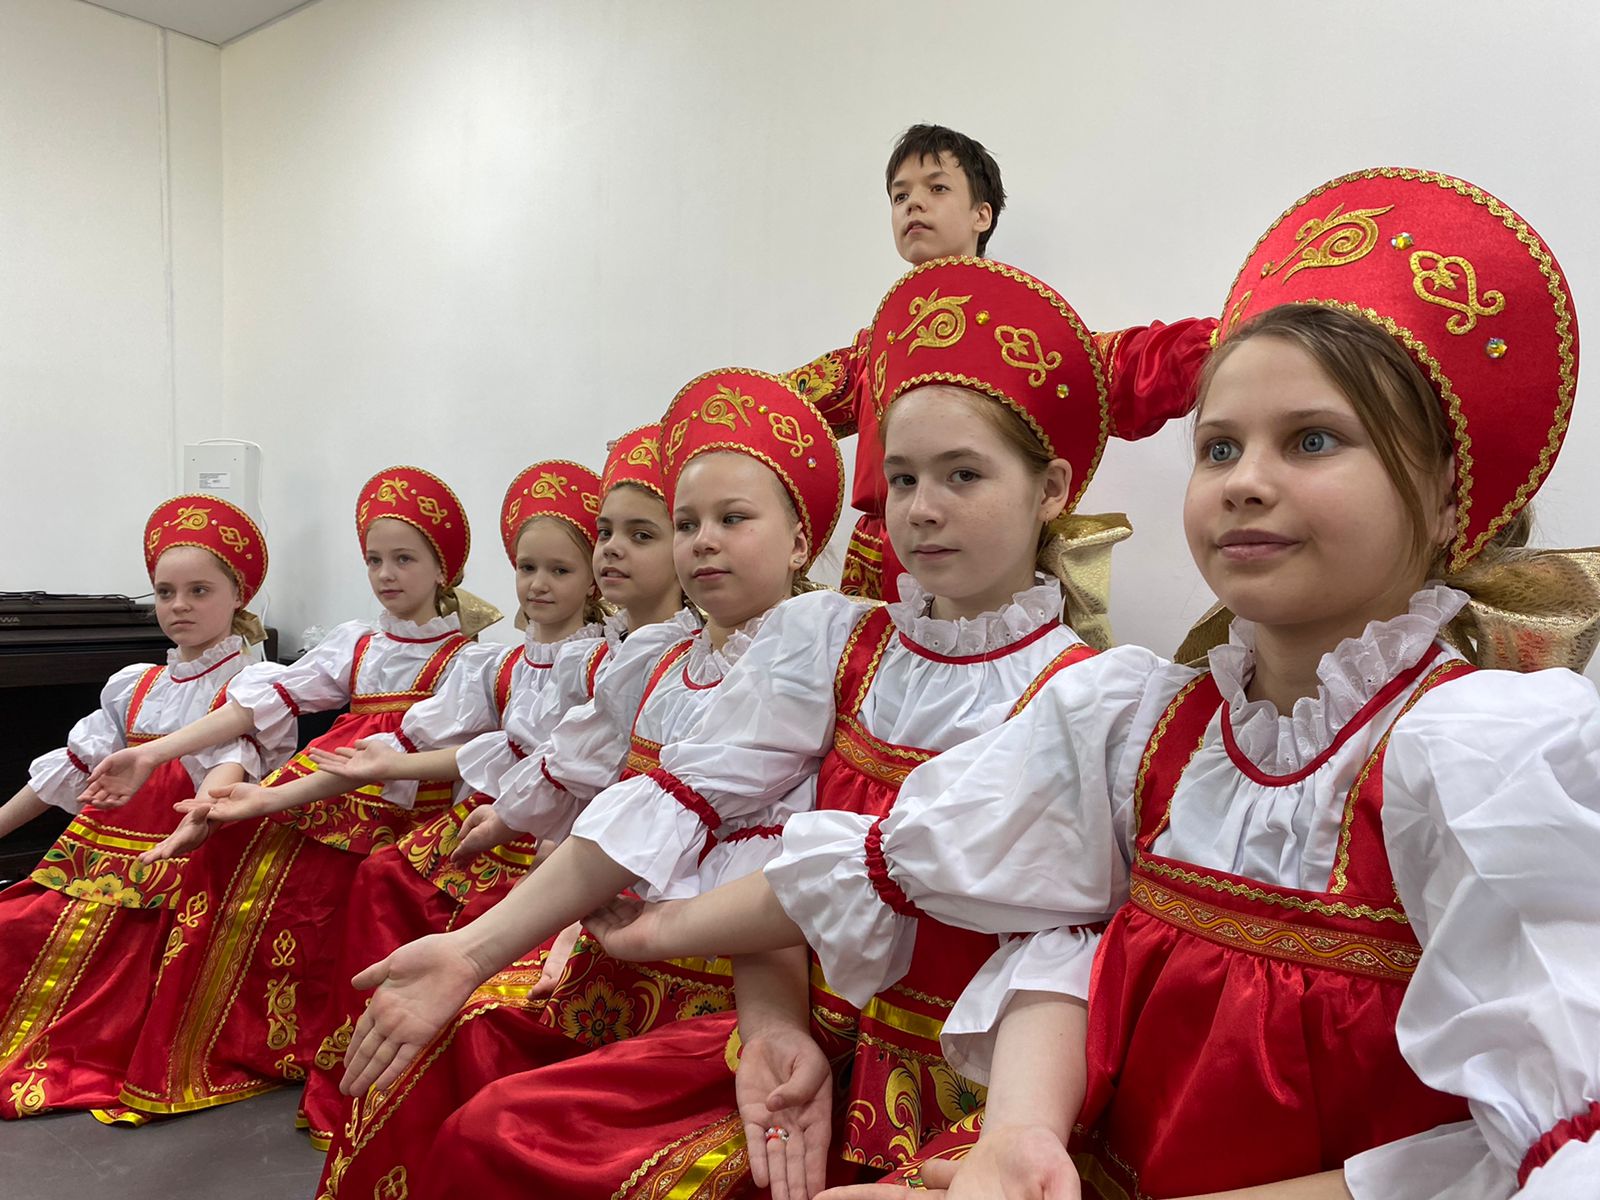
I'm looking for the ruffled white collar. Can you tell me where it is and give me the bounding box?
[610,606,702,650]
[167,634,246,679]
[889,574,1065,657]
[1208,583,1467,773]
[686,609,772,684]
[378,610,461,641]
[522,622,603,667]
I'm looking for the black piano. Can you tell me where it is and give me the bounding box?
[0,592,293,883]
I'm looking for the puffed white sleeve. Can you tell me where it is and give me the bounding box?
[570,591,866,900]
[358,643,504,808]
[938,927,1106,1084]
[182,694,292,786]
[223,620,370,748]
[766,645,1171,1008]
[27,664,148,813]
[491,619,695,841]
[458,641,594,800]
[1342,668,1600,1199]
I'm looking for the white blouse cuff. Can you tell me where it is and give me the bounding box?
[940,928,1101,1085]
[764,809,917,1008]
[223,670,299,748]
[28,749,89,814]
[184,736,269,786]
[492,754,582,841]
[456,730,517,798]
[1519,1136,1600,1198]
[1343,1121,1511,1200]
[570,775,708,898]
[690,827,788,900]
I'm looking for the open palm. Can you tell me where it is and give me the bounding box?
[340,933,482,1097]
[738,1024,835,1200]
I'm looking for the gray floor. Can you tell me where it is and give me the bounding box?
[0,1089,325,1200]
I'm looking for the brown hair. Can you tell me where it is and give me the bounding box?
[1197,304,1531,576]
[885,125,1006,256]
[881,387,1063,569]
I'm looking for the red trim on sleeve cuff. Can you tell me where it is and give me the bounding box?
[507,738,529,761]
[864,817,921,918]
[271,682,303,719]
[539,759,568,793]
[66,750,91,776]
[1520,1099,1600,1187]
[645,768,721,832]
[394,730,420,754]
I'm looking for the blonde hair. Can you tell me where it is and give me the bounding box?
[517,515,610,625]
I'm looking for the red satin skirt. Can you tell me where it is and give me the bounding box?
[422,1013,747,1199]
[0,761,196,1119]
[298,795,540,1146]
[100,819,348,1121]
[317,937,737,1198]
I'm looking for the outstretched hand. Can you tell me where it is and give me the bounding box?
[340,933,484,1097]
[79,745,159,810]
[818,1126,1080,1200]
[585,895,673,963]
[173,781,281,825]
[737,1024,834,1200]
[528,921,583,1000]
[451,805,516,861]
[139,805,216,863]
[304,738,400,782]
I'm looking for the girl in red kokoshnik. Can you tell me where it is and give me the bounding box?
[81,467,495,1126]
[290,459,611,1146]
[317,374,840,1198]
[0,496,284,1120]
[805,170,1600,1199]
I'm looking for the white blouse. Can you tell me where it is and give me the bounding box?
[577,577,1089,907]
[838,585,1600,1197]
[455,623,616,804]
[224,611,475,809]
[364,623,603,808]
[489,608,703,840]
[28,636,292,813]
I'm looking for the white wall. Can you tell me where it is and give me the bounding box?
[213,0,1600,659]
[0,0,220,597]
[13,0,1600,667]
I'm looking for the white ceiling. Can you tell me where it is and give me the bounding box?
[85,0,318,45]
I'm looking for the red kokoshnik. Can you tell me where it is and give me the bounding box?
[1218,167,1579,570]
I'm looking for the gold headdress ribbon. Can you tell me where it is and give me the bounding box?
[232,609,267,647]
[1038,512,1133,651]
[1443,548,1600,673]
[441,587,504,641]
[1173,548,1600,674]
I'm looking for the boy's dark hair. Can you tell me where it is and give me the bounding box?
[885,125,1006,256]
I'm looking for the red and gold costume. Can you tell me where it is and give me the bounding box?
[318,374,848,1198]
[394,264,1167,1197]
[101,467,485,1125]
[296,461,605,1145]
[849,171,1599,1198]
[0,496,277,1119]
